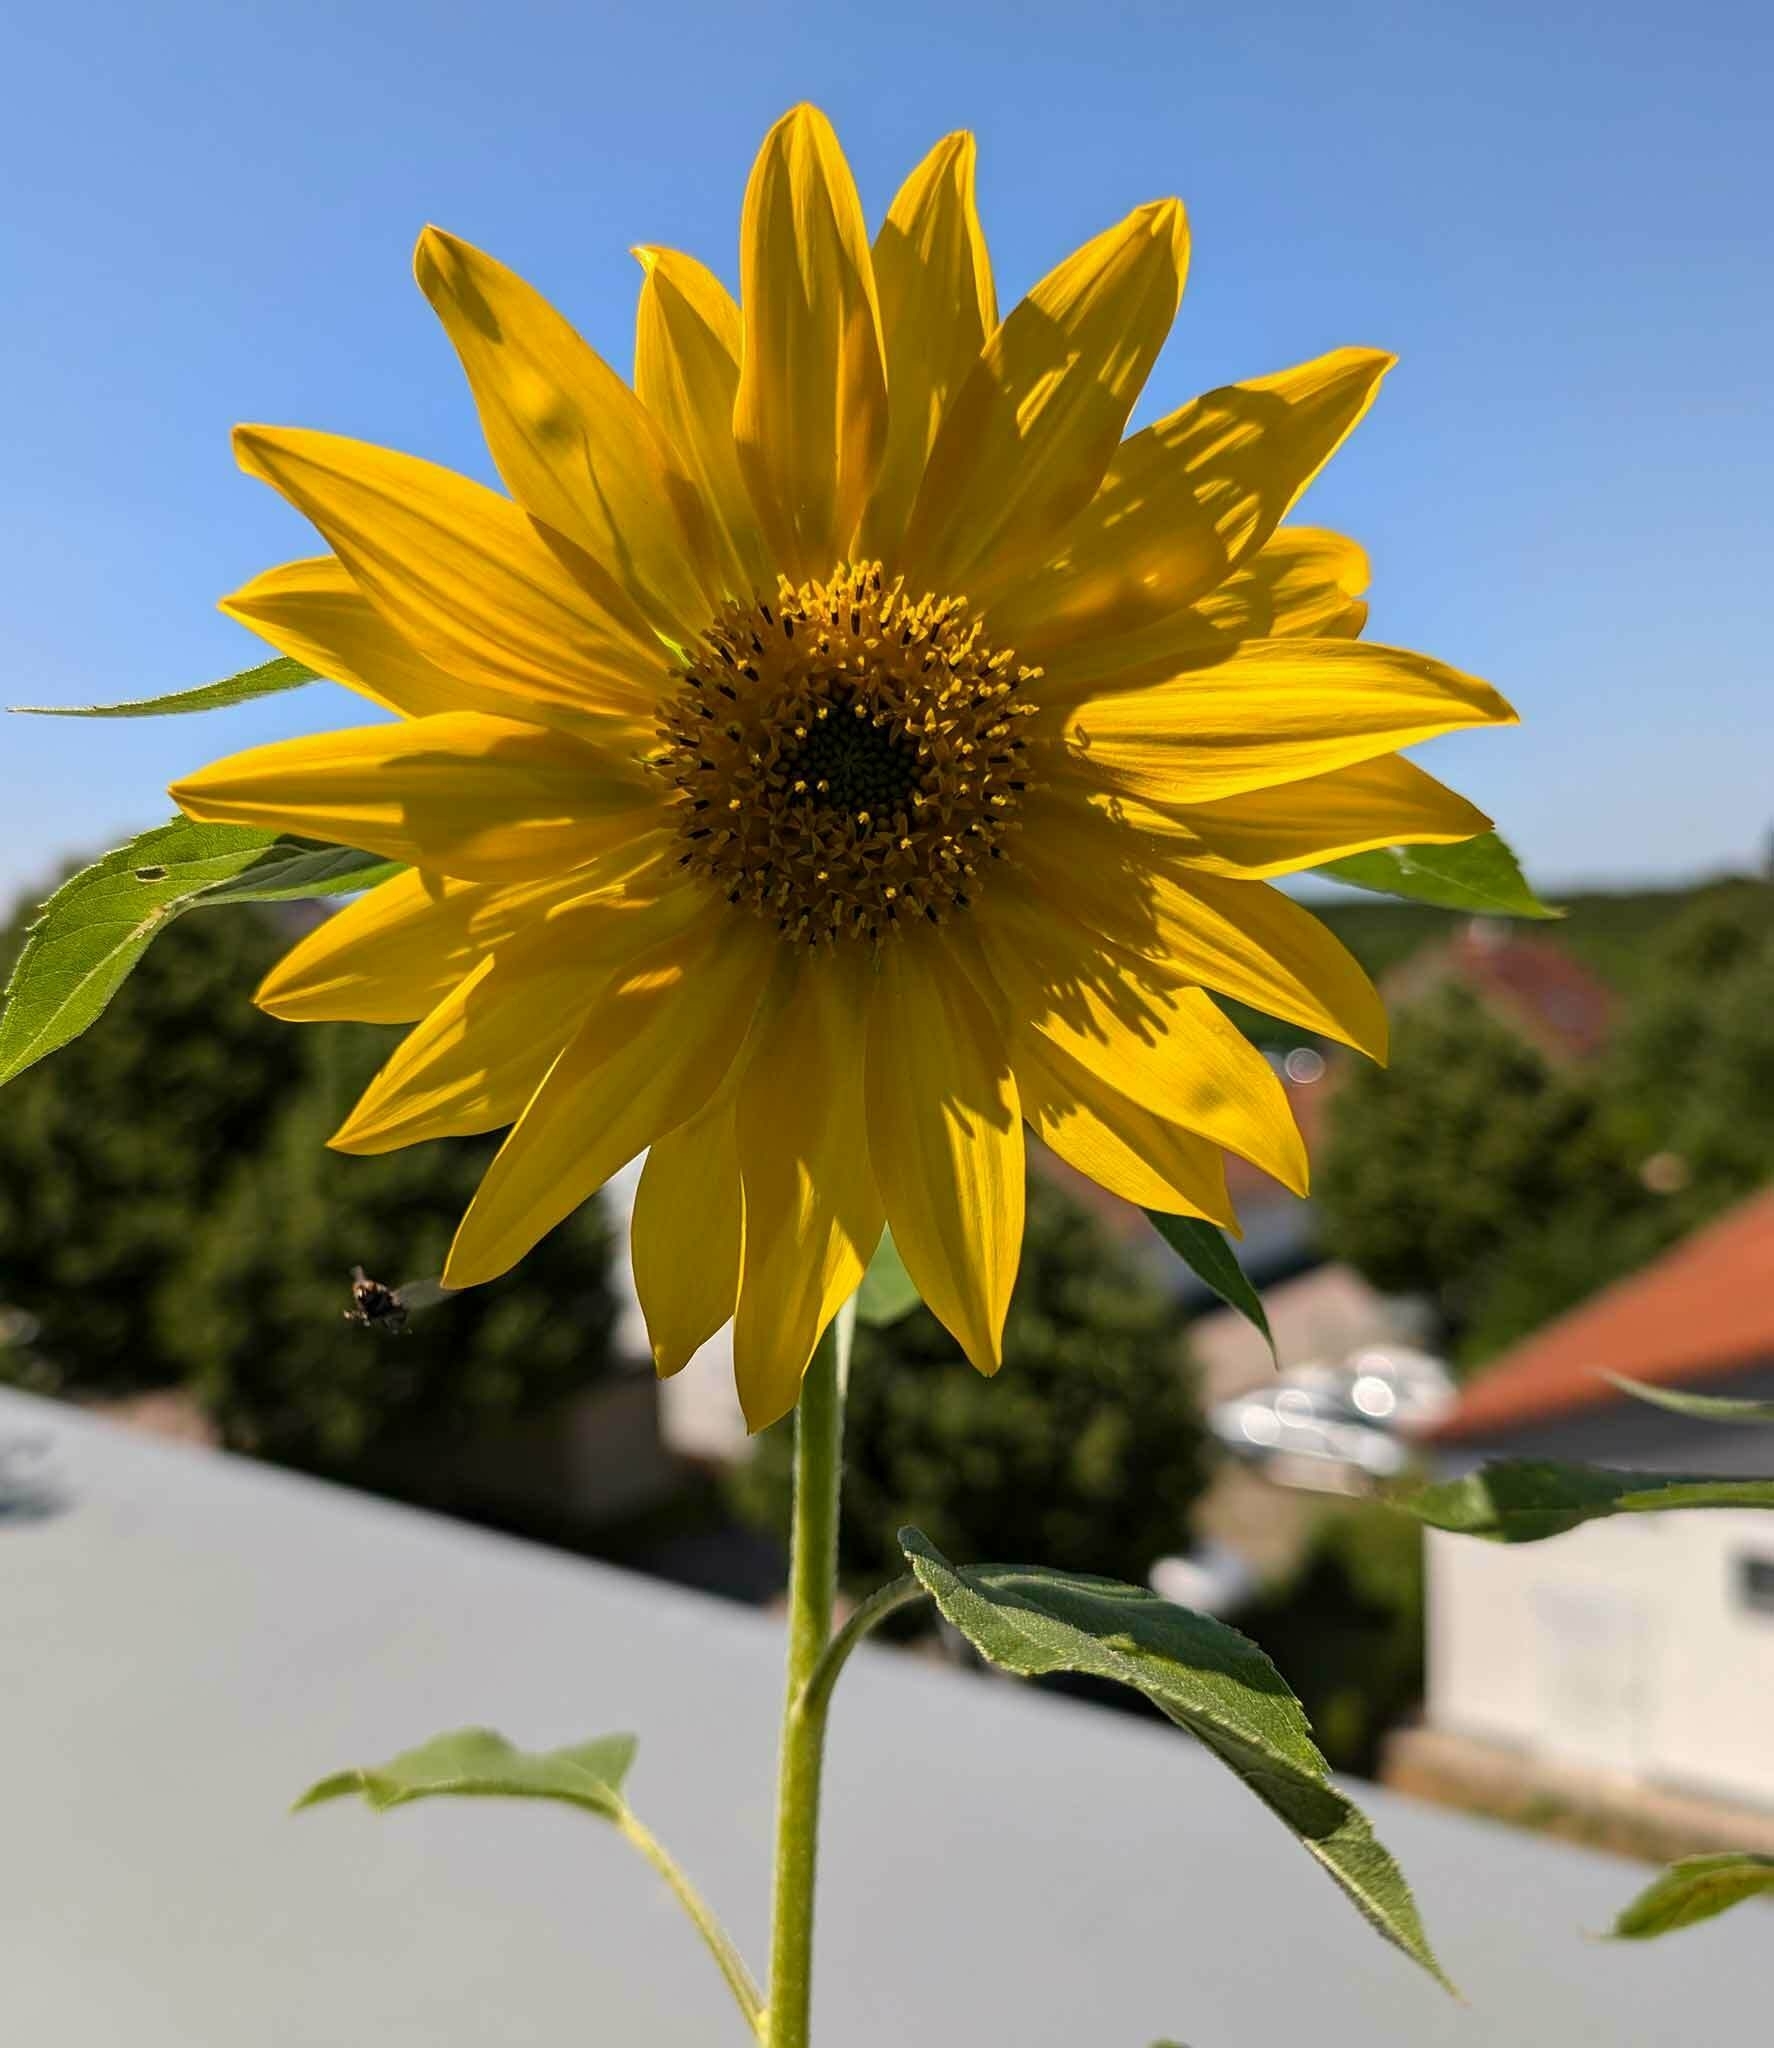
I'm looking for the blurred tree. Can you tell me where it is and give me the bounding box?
[171,1019,616,1467]
[731,1172,1211,1594]
[1235,1502,1425,1777]
[1320,886,1774,1366]
[1317,981,1651,1364]
[0,885,618,1463]
[1602,887,1774,1233]
[0,898,304,1394]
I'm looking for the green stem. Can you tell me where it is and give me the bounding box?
[764,1300,853,2048]
[616,1808,764,2036]
[798,1575,925,1725]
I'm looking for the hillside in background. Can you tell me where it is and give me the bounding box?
[1204,874,1767,1057]
[1306,873,1769,997]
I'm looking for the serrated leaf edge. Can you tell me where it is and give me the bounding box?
[900,1530,1451,1993]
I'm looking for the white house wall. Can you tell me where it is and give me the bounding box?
[1426,1510,1774,1807]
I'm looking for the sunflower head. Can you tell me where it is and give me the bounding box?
[655,562,1040,944]
[171,103,1516,1431]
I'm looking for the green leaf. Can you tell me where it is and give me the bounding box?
[856,1226,921,1327]
[1605,1375,1774,1425]
[1395,1460,1774,1544]
[899,1528,1450,1990]
[1610,1853,1774,1939]
[198,838,402,905]
[1144,1212,1274,1360]
[296,1727,637,1819]
[1315,832,1560,920]
[11,655,320,719]
[0,819,401,1088]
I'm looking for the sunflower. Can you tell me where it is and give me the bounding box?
[172,105,1515,1430]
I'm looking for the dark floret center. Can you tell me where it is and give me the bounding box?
[779,692,922,817]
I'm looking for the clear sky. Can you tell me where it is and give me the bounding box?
[3,0,1769,914]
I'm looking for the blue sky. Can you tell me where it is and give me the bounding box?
[3,0,1769,914]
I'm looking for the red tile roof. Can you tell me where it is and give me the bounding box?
[1385,922,1618,1064]
[1427,1187,1774,1442]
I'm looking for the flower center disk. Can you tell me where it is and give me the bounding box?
[655,563,1040,945]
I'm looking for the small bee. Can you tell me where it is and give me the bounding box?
[343,1267,452,1336]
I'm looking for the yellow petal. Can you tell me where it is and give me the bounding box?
[258,868,485,1024]
[734,105,888,583]
[990,349,1390,650]
[1033,606,1225,705]
[1065,637,1517,805]
[1011,810,1385,1057]
[865,936,1022,1375]
[416,228,716,640]
[859,132,997,561]
[328,956,555,1153]
[631,1088,745,1378]
[1012,1027,1236,1226]
[733,950,885,1432]
[445,916,773,1288]
[254,834,676,1023]
[1031,529,1371,709]
[1171,754,1492,879]
[1192,526,1370,644]
[1009,786,1208,869]
[1003,793,1200,919]
[171,712,657,881]
[633,247,774,601]
[330,886,706,1154]
[971,901,1307,1193]
[899,198,1189,599]
[233,426,665,737]
[1146,869,1387,1059]
[221,556,480,720]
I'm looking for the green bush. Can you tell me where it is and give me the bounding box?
[0,885,618,1466]
[730,1173,1211,1594]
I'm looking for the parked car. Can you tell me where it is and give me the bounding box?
[1211,1346,1456,1486]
